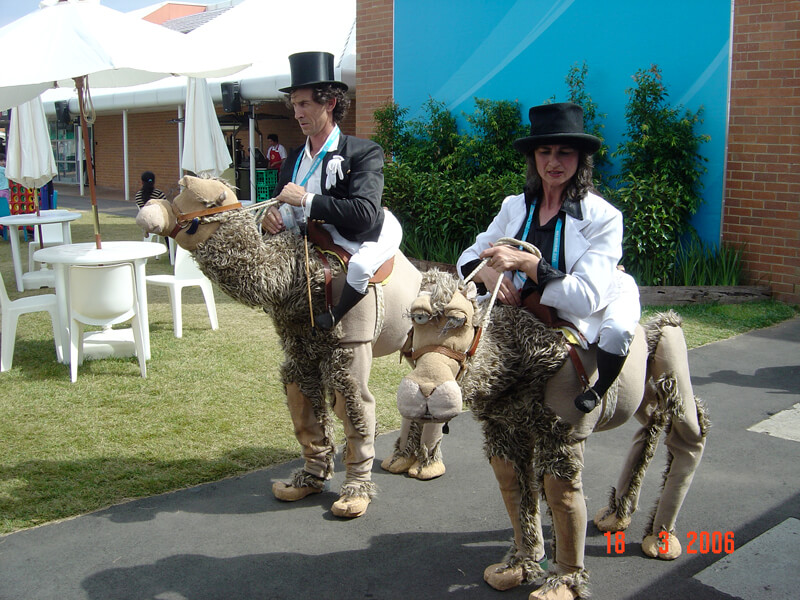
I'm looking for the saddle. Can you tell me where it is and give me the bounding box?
[307,221,395,310]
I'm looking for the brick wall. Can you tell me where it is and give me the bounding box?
[93,111,181,197]
[355,0,394,139]
[725,0,800,303]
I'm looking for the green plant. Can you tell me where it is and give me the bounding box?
[564,61,611,180]
[612,65,710,285]
[673,234,744,286]
[373,98,526,262]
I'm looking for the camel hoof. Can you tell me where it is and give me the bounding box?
[593,505,631,532]
[380,454,416,474]
[528,582,578,600]
[331,495,370,518]
[483,563,524,591]
[272,482,322,502]
[642,532,682,560]
[408,460,446,480]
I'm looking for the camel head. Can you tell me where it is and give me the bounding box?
[136,175,240,251]
[397,270,481,423]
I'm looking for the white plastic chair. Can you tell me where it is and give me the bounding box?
[28,222,67,272]
[68,263,146,382]
[144,233,176,265]
[1,270,62,372]
[145,246,218,338]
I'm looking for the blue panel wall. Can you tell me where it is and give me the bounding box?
[394,0,732,244]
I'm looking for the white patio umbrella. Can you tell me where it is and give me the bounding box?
[0,0,250,248]
[6,95,58,191]
[181,78,232,178]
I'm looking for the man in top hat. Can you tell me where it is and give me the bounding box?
[261,51,403,518]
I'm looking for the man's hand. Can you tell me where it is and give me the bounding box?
[261,206,284,235]
[275,182,306,207]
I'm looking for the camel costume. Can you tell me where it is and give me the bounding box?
[136,174,423,518]
[396,270,708,599]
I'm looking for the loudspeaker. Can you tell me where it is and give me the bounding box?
[54,101,71,125]
[221,82,241,113]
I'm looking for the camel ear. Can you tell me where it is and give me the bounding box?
[464,281,478,301]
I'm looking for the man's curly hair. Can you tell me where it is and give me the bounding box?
[285,84,351,125]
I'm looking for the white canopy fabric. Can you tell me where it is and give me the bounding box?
[0,0,251,111]
[181,78,232,178]
[6,95,58,190]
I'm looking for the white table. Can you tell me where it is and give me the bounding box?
[0,210,83,292]
[33,241,166,364]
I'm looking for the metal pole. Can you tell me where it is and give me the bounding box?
[75,76,101,249]
[249,104,256,201]
[122,109,129,201]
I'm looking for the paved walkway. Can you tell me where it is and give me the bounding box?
[1,314,798,599]
[54,183,140,219]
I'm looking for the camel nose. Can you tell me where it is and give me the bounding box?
[396,377,463,422]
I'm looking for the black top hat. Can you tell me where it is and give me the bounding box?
[513,102,600,155]
[279,51,348,94]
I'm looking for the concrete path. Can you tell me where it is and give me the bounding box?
[3,191,799,599]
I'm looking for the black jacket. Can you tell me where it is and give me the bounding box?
[274,134,385,243]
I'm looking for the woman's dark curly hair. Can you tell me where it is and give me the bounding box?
[524,149,595,202]
[285,84,351,124]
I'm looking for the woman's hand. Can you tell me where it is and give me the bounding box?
[476,244,541,306]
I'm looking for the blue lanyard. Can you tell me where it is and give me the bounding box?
[291,126,338,187]
[517,199,563,284]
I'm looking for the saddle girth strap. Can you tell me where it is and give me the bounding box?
[566,344,592,390]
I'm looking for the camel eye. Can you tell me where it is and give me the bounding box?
[446,316,466,329]
[411,312,431,325]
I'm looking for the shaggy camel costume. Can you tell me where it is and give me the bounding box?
[396,270,708,600]
[136,176,442,516]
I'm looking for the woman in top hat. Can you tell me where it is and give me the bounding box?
[457,102,640,414]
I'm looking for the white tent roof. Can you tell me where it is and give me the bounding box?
[40,0,356,116]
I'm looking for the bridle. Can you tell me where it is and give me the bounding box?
[168,202,242,238]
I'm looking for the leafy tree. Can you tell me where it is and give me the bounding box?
[610,65,710,284]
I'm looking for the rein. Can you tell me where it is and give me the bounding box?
[168,202,242,237]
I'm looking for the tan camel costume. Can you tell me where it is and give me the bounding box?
[136,176,439,517]
[396,270,708,600]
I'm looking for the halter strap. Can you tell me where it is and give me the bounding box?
[168,202,242,237]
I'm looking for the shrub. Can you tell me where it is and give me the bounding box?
[611,65,710,285]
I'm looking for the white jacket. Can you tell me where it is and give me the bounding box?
[457,191,639,344]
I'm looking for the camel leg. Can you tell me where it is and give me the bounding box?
[381,418,420,474]
[594,402,664,532]
[272,381,334,502]
[483,456,546,591]
[408,422,446,480]
[331,342,377,518]
[642,325,707,559]
[530,443,590,600]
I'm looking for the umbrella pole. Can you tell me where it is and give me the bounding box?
[75,76,102,249]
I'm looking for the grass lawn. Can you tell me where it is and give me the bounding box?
[1,211,797,534]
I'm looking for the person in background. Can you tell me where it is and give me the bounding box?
[266,133,287,171]
[0,154,9,204]
[134,171,166,209]
[457,102,641,414]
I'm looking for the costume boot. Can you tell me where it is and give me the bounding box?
[315,282,367,331]
[574,349,628,413]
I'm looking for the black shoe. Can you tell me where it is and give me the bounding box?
[314,309,337,331]
[314,282,367,331]
[575,387,602,413]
